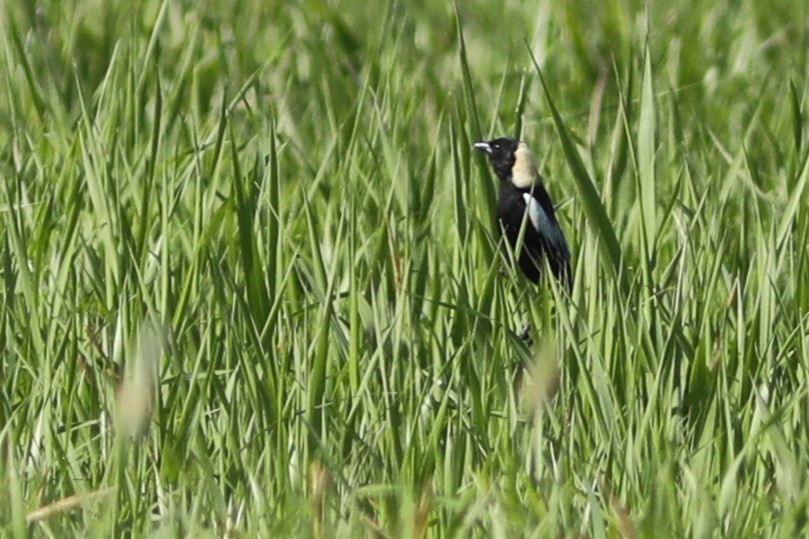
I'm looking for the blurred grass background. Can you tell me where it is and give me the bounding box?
[1,0,808,536]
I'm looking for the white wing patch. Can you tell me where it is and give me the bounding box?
[523,193,568,252]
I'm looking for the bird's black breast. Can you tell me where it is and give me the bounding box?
[495,182,571,286]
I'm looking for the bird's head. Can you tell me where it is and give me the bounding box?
[473,137,539,189]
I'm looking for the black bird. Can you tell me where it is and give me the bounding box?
[473,137,572,289]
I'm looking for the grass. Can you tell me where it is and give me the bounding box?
[1,0,808,536]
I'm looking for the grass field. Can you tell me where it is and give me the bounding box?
[2,0,809,536]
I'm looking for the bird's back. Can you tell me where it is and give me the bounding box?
[496,182,571,288]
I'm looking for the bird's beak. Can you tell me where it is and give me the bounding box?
[472,141,492,155]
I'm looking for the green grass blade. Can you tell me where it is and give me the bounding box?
[527,47,624,286]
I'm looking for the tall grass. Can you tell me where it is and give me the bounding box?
[1,0,808,536]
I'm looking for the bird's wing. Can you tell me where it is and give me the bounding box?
[522,192,569,257]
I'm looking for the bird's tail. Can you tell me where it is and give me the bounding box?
[551,256,573,293]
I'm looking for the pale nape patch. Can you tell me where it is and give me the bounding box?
[511,142,539,188]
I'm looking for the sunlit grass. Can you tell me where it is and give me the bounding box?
[1,0,808,536]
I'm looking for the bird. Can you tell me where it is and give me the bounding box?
[473,137,572,289]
